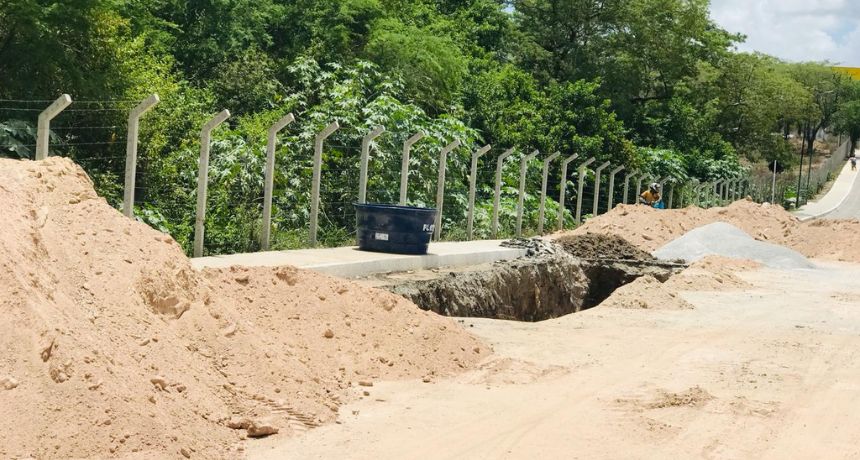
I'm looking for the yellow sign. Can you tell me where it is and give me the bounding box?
[833,67,860,80]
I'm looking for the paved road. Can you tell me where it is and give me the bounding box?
[823,164,860,219]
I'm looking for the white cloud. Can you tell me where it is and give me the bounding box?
[709,0,860,66]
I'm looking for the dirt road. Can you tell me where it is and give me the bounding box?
[250,261,860,459]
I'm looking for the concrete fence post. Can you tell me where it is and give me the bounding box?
[635,175,646,202]
[575,157,596,225]
[516,150,539,237]
[35,94,72,161]
[702,182,712,207]
[713,180,724,205]
[537,152,561,234]
[358,126,385,204]
[399,132,425,205]
[492,148,515,238]
[657,176,670,205]
[592,161,610,216]
[309,121,340,246]
[607,165,625,211]
[122,94,160,218]
[557,154,579,231]
[686,179,698,208]
[467,145,491,240]
[668,184,675,209]
[434,140,461,241]
[622,169,639,205]
[260,112,295,250]
[193,109,230,258]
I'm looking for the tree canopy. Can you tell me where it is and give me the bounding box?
[2,0,859,253]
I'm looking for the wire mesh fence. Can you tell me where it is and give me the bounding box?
[5,95,854,257]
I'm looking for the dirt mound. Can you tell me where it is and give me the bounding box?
[554,233,654,261]
[666,256,761,291]
[560,200,860,262]
[599,275,694,310]
[0,157,486,459]
[786,218,860,262]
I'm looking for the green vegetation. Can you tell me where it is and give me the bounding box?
[2,0,859,254]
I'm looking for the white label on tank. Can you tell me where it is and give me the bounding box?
[422,224,435,232]
[374,232,389,241]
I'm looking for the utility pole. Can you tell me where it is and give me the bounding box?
[796,124,806,208]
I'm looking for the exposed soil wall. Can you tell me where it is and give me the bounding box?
[387,251,590,322]
[379,236,684,322]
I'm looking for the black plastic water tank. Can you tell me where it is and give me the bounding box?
[354,203,437,255]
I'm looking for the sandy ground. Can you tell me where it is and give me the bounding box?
[250,260,860,459]
[0,157,486,459]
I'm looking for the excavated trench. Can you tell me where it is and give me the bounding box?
[371,234,686,322]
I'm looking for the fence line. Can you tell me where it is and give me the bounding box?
[7,96,853,257]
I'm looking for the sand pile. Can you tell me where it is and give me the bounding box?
[554,233,654,261]
[598,275,694,310]
[600,255,764,309]
[785,218,860,262]
[653,222,815,269]
[0,157,487,459]
[562,200,860,262]
[665,256,761,291]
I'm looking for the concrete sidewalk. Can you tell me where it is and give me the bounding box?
[191,239,527,278]
[794,154,859,221]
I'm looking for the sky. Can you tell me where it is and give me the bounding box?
[709,0,860,67]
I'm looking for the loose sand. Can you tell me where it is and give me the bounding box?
[0,157,486,459]
[598,255,762,311]
[598,275,694,310]
[558,200,860,263]
[252,261,860,459]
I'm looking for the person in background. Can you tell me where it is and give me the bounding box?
[639,183,662,206]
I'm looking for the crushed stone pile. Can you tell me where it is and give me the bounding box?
[562,200,860,263]
[653,222,815,269]
[553,233,654,262]
[0,157,487,459]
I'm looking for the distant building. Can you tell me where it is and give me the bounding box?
[833,67,860,80]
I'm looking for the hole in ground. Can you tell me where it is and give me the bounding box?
[374,251,685,322]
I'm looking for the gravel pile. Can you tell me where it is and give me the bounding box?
[501,237,563,257]
[653,222,815,269]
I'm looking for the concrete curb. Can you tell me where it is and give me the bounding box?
[192,241,528,278]
[300,247,527,278]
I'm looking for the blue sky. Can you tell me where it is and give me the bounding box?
[709,0,860,66]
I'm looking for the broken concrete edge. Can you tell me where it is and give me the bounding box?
[192,245,528,279]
